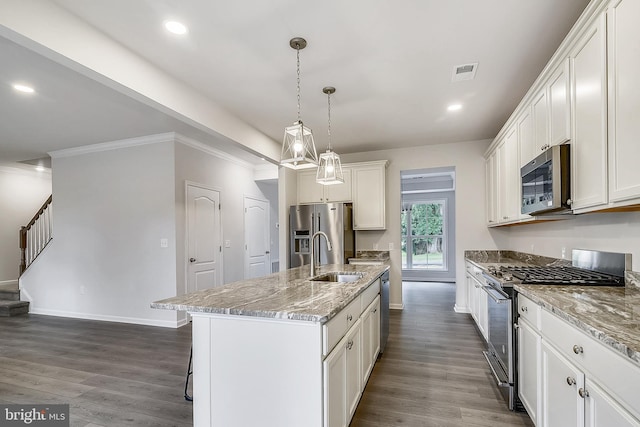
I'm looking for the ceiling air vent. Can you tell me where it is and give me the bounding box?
[451,62,478,82]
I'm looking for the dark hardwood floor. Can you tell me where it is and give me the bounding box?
[351,282,534,427]
[0,282,533,426]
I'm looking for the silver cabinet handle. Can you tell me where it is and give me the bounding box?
[521,306,528,313]
[579,388,589,398]
[566,377,576,386]
[189,258,196,263]
[573,345,584,354]
[347,340,354,350]
[347,314,353,322]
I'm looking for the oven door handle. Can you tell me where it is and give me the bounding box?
[481,285,510,304]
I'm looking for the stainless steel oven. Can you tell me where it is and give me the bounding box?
[482,274,516,409]
[521,144,571,215]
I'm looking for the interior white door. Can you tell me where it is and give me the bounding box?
[187,184,222,293]
[244,197,270,279]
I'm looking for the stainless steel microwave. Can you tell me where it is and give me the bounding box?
[521,144,571,215]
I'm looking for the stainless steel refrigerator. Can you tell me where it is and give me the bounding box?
[289,203,355,268]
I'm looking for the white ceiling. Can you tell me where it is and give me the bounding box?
[1,0,590,166]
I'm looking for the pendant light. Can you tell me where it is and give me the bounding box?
[316,86,344,185]
[280,37,318,170]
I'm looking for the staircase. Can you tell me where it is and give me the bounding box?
[0,282,29,317]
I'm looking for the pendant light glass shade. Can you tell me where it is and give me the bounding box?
[280,37,318,170]
[281,120,318,170]
[316,86,344,185]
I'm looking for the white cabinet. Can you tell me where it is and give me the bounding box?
[465,263,488,341]
[541,340,584,427]
[532,88,549,153]
[570,13,608,212]
[607,0,640,206]
[324,280,381,427]
[495,125,520,224]
[549,59,571,147]
[517,293,640,427]
[518,106,535,168]
[352,162,387,230]
[518,307,541,425]
[298,167,352,204]
[485,152,498,226]
[361,296,380,386]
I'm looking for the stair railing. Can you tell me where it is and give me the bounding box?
[19,195,53,275]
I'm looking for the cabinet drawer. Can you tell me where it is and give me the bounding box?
[540,308,640,418]
[517,294,541,328]
[360,279,380,313]
[323,296,361,357]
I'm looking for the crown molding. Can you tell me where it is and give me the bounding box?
[174,134,255,170]
[48,132,176,158]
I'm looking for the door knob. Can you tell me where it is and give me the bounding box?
[189,258,196,263]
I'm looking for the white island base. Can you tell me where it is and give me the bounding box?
[191,314,323,427]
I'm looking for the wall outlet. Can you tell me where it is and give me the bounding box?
[225,240,231,248]
[530,244,535,253]
[160,238,168,248]
[561,247,566,259]
[389,242,394,250]
[373,243,379,250]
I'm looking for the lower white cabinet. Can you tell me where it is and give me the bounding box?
[466,263,488,341]
[517,293,640,427]
[324,283,381,427]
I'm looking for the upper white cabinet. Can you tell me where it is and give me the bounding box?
[498,126,520,223]
[352,161,387,230]
[532,88,549,154]
[607,0,640,206]
[485,153,498,225]
[570,13,608,212]
[518,106,535,168]
[549,58,572,147]
[298,167,352,204]
[296,161,386,230]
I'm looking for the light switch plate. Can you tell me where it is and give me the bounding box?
[160,238,168,248]
[389,243,394,250]
[225,240,231,248]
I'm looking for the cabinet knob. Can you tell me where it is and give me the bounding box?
[521,306,528,313]
[373,308,377,313]
[566,377,576,386]
[573,345,583,355]
[567,199,572,206]
[578,388,589,398]
[347,340,354,350]
[347,314,353,322]
[189,258,196,263]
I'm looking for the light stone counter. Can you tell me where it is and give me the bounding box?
[151,263,389,323]
[515,283,640,367]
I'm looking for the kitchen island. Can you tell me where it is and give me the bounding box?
[152,263,389,427]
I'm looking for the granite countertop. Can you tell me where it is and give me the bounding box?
[151,264,389,323]
[515,284,640,367]
[465,249,569,271]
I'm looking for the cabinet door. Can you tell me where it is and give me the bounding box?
[549,59,571,146]
[485,153,498,226]
[352,165,386,230]
[298,170,325,204]
[585,379,640,427]
[345,320,362,422]
[518,320,541,425]
[477,285,488,341]
[325,167,352,202]
[324,339,347,427]
[504,126,520,221]
[518,106,535,167]
[607,0,640,204]
[371,297,380,361]
[570,14,608,211]
[532,88,549,153]
[541,341,584,427]
[360,296,381,386]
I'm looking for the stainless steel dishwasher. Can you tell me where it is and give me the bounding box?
[348,259,389,355]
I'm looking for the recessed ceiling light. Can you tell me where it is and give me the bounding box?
[13,83,35,94]
[447,104,462,112]
[164,20,188,35]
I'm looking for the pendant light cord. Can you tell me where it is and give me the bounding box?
[296,45,301,123]
[327,91,332,150]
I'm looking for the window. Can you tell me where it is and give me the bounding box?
[401,201,446,270]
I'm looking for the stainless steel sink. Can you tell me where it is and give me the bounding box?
[310,272,364,283]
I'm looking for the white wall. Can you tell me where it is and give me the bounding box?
[174,141,276,293]
[0,166,52,282]
[492,211,640,271]
[340,139,496,310]
[21,140,179,327]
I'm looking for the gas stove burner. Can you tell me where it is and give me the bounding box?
[503,266,623,286]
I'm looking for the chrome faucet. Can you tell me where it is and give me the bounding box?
[310,231,332,277]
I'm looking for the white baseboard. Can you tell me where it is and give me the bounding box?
[454,304,471,314]
[28,308,183,328]
[390,303,404,310]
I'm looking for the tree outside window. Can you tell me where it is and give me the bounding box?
[401,201,446,270]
